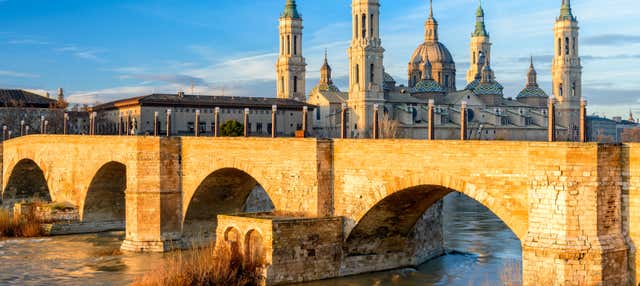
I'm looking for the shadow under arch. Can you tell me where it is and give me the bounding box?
[183,168,275,243]
[3,159,51,206]
[345,184,523,259]
[81,161,126,226]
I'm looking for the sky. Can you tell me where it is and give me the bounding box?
[0,0,639,117]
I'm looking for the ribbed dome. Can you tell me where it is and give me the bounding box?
[410,41,455,66]
[517,86,548,98]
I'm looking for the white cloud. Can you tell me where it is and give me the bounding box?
[0,70,39,78]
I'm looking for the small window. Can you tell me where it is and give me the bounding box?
[294,76,298,93]
[361,14,366,38]
[355,64,360,84]
[571,82,576,96]
[316,109,321,121]
[370,63,375,83]
[558,38,562,56]
[287,35,291,55]
[565,37,569,55]
[559,83,564,97]
[370,14,374,36]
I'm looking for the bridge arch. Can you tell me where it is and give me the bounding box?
[2,158,51,206]
[81,161,126,225]
[183,168,275,242]
[344,173,528,258]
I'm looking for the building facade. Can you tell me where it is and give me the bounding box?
[307,0,582,141]
[91,93,313,137]
[0,88,87,139]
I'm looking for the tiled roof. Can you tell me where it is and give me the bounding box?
[410,79,445,93]
[517,86,548,98]
[0,89,57,108]
[92,94,315,111]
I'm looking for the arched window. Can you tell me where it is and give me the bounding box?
[559,83,563,97]
[293,35,298,55]
[361,14,366,39]
[473,52,476,64]
[572,37,576,55]
[445,75,450,87]
[293,76,298,93]
[571,82,576,96]
[286,35,291,55]
[370,14,374,37]
[565,37,569,55]
[355,64,360,84]
[280,36,284,55]
[370,63,375,83]
[558,38,561,56]
[413,75,417,85]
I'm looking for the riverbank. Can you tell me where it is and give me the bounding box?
[132,242,264,286]
[0,209,43,238]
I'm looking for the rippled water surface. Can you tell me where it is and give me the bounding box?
[0,194,521,286]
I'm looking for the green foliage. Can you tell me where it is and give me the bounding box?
[220,120,244,137]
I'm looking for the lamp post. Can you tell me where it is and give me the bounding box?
[92,112,97,135]
[244,108,249,137]
[213,107,220,137]
[44,120,49,134]
[340,103,347,139]
[40,115,45,134]
[25,126,30,135]
[20,120,25,136]
[2,125,6,141]
[7,130,12,140]
[195,109,200,137]
[166,109,172,137]
[428,99,435,140]
[460,101,468,141]
[548,98,556,142]
[271,105,277,138]
[580,99,587,143]
[63,113,68,135]
[153,111,158,136]
[372,104,379,139]
[302,106,308,138]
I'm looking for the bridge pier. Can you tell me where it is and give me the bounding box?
[522,144,630,285]
[120,138,182,252]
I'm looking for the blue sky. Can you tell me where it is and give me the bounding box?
[0,0,639,117]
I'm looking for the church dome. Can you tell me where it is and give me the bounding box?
[411,79,445,93]
[410,41,455,66]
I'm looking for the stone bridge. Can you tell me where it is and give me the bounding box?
[1,135,639,286]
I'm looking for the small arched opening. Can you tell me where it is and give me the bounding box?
[245,229,265,266]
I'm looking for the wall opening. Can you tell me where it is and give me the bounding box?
[3,159,51,207]
[82,162,126,226]
[183,168,274,243]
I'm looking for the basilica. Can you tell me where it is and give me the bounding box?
[277,0,583,141]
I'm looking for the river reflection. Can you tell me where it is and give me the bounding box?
[0,232,163,286]
[0,193,521,286]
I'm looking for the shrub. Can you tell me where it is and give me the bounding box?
[132,242,264,286]
[221,120,244,137]
[0,209,43,238]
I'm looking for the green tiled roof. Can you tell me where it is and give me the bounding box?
[473,81,504,96]
[411,79,445,93]
[282,0,301,19]
[473,5,489,37]
[559,0,575,21]
[517,86,548,98]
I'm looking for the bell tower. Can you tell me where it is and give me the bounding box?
[347,0,385,138]
[552,0,582,141]
[466,1,493,83]
[276,0,306,102]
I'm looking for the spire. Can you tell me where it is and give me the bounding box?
[429,0,434,19]
[473,0,489,37]
[319,49,334,88]
[481,56,492,84]
[559,0,575,21]
[527,56,539,88]
[424,0,439,42]
[282,0,301,19]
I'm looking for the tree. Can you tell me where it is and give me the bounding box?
[380,113,400,139]
[220,120,244,137]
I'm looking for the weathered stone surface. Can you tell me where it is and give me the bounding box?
[0,136,637,285]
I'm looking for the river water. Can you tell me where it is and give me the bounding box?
[0,194,521,286]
